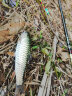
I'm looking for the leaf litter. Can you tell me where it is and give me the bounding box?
[0,0,72,96]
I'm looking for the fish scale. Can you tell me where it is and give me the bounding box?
[15,31,30,86]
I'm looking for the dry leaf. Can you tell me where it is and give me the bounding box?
[7,51,15,56]
[57,46,70,61]
[0,12,25,43]
[61,52,70,61]
[10,71,15,80]
[66,68,71,75]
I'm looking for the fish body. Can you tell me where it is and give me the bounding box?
[15,31,30,86]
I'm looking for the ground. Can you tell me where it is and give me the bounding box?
[0,0,72,96]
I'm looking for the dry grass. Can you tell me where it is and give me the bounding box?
[0,0,72,96]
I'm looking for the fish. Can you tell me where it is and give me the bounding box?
[15,31,30,96]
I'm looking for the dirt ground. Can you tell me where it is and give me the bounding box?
[0,0,72,96]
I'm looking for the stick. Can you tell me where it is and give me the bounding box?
[46,31,59,96]
[38,72,48,96]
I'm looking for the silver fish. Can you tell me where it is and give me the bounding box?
[15,31,30,95]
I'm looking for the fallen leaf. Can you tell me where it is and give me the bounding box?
[66,68,71,75]
[0,12,25,43]
[10,71,15,80]
[61,52,70,61]
[57,46,70,61]
[32,46,38,50]
[45,60,51,74]
[7,51,15,56]
[41,48,49,56]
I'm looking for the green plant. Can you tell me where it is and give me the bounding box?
[62,89,68,96]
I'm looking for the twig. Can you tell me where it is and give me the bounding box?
[0,41,16,51]
[0,43,16,54]
[8,74,15,90]
[0,36,18,54]
[38,72,48,96]
[4,74,15,96]
[1,65,14,96]
[2,65,13,87]
[0,11,15,27]
[46,70,52,96]
[56,66,72,78]
[46,31,59,96]
[24,82,40,85]
[58,80,64,93]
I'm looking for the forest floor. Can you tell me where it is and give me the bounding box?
[0,0,72,96]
